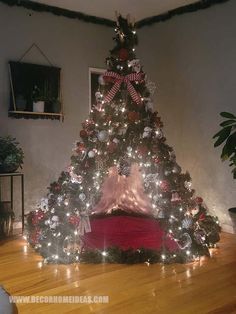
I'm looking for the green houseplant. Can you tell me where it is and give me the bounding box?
[32,85,45,113]
[213,111,236,231]
[0,136,24,173]
[213,112,236,179]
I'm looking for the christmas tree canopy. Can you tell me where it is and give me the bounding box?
[27,15,220,264]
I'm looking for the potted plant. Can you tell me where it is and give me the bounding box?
[32,85,45,113]
[0,136,24,173]
[47,97,61,113]
[213,111,236,231]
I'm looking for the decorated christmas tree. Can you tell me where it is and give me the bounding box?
[26,15,220,264]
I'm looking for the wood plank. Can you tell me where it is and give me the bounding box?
[8,111,63,116]
[0,232,235,314]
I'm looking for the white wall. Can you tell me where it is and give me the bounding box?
[0,3,113,219]
[137,0,236,232]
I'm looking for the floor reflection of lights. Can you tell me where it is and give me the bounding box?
[23,245,28,254]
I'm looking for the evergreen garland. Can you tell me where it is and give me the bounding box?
[136,0,231,28]
[0,0,231,28]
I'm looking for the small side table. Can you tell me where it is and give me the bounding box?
[0,173,24,234]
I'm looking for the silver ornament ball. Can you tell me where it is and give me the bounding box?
[88,150,95,158]
[98,130,109,142]
[79,193,86,201]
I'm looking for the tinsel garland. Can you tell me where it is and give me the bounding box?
[0,0,231,28]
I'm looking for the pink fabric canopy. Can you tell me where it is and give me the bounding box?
[92,164,153,215]
[85,164,178,252]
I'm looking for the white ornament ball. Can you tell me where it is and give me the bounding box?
[113,138,119,144]
[164,169,172,176]
[98,130,109,142]
[88,150,95,158]
[51,215,59,222]
[79,193,86,201]
[191,207,200,216]
[127,146,132,152]
[144,126,152,132]
[153,195,159,202]
[143,131,150,138]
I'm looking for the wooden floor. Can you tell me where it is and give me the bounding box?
[0,233,236,314]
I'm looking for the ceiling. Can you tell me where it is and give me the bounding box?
[32,0,198,21]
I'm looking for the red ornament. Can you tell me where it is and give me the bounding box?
[80,130,88,139]
[128,111,140,122]
[118,48,129,61]
[31,227,41,245]
[160,180,170,193]
[82,119,95,131]
[108,142,117,154]
[138,144,148,156]
[195,197,203,204]
[76,142,85,153]
[153,156,161,164]
[68,215,80,226]
[199,213,206,221]
[32,210,45,225]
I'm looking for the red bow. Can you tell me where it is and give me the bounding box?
[103,71,143,104]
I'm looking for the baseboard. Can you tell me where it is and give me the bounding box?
[221,223,235,234]
[13,221,22,230]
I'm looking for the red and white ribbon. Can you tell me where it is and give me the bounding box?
[103,71,144,104]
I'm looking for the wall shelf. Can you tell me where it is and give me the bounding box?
[8,60,63,121]
[8,110,64,121]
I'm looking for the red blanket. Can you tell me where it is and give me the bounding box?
[82,216,178,251]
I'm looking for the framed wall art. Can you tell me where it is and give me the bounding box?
[89,67,106,110]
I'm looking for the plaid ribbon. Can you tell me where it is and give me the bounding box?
[103,71,143,104]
